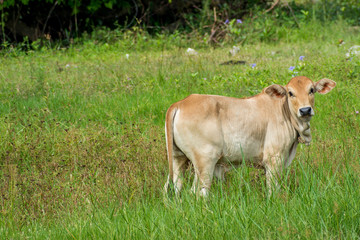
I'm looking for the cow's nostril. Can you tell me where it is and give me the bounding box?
[299,107,312,116]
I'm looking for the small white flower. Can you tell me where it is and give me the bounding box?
[186,48,198,55]
[125,54,130,59]
[65,64,71,68]
[229,46,240,56]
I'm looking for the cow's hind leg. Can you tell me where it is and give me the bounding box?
[172,155,188,195]
[164,140,190,196]
[164,153,188,197]
[191,153,219,197]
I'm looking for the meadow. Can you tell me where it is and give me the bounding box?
[0,21,360,238]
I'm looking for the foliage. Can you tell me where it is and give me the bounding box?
[0,0,359,45]
[220,0,360,44]
[1,0,122,12]
[0,21,359,238]
[0,0,134,43]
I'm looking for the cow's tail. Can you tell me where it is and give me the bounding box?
[164,105,178,194]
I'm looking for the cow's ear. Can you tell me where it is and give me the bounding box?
[315,78,336,94]
[264,84,287,98]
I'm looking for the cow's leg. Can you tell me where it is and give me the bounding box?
[164,149,188,196]
[190,172,198,194]
[265,166,280,194]
[264,154,283,195]
[214,163,228,181]
[191,156,218,197]
[172,155,188,195]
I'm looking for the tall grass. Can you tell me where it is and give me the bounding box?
[0,22,359,238]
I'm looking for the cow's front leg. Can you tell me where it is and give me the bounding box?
[264,154,283,195]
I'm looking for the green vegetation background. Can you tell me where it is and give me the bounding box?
[0,1,360,239]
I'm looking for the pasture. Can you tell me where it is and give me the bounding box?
[0,22,360,238]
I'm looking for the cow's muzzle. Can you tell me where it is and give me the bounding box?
[299,107,313,116]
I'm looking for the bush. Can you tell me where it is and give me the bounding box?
[0,0,359,45]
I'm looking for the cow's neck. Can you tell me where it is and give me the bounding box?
[283,99,312,145]
[291,117,311,145]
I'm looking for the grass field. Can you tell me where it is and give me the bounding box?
[0,22,360,238]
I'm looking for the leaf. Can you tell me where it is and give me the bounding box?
[104,1,113,9]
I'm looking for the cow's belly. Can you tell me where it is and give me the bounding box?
[222,134,264,164]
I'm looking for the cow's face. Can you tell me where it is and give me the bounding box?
[286,77,316,121]
[265,76,336,122]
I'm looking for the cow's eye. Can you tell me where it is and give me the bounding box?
[289,91,294,97]
[309,88,314,94]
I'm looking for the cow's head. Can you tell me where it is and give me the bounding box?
[264,76,336,144]
[265,76,336,122]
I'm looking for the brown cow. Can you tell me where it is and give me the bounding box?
[164,76,336,196]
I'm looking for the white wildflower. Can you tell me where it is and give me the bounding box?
[186,48,198,56]
[229,46,240,56]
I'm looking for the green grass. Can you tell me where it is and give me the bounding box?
[0,22,360,239]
